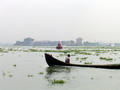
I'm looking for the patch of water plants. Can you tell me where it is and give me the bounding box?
[29,49,42,52]
[95,53,99,56]
[74,51,92,55]
[80,57,88,60]
[59,53,66,56]
[51,79,65,84]
[2,72,6,76]
[84,62,92,64]
[38,72,44,75]
[0,48,4,52]
[28,74,34,77]
[8,74,13,78]
[99,57,113,61]
[44,50,72,53]
[76,57,79,60]
[0,48,8,53]
[44,49,92,55]
[13,64,16,67]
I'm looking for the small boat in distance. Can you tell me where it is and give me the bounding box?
[45,53,120,69]
[56,42,62,49]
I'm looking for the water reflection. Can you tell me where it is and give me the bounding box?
[45,66,71,84]
[46,66,71,75]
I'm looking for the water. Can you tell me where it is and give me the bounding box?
[0,46,120,90]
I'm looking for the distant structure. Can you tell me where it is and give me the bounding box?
[114,43,120,46]
[83,41,99,46]
[76,37,83,46]
[14,37,114,46]
[56,42,62,49]
[14,37,34,46]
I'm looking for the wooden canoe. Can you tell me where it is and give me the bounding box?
[45,53,120,69]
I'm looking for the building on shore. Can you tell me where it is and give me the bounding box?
[14,37,34,46]
[76,37,83,46]
[14,37,114,46]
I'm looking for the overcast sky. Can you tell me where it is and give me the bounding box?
[1,0,120,43]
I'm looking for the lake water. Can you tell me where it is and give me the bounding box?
[1,46,120,90]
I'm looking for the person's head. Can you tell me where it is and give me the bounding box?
[67,54,70,57]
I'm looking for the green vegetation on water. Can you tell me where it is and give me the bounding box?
[0,48,8,53]
[51,79,65,84]
[39,72,44,75]
[0,48,4,52]
[99,57,113,61]
[28,74,34,77]
[2,72,6,76]
[76,57,79,60]
[29,49,42,52]
[90,77,94,80]
[80,57,88,60]
[8,74,13,78]
[13,64,16,67]
[74,51,92,55]
[84,62,92,64]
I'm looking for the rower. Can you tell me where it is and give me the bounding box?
[65,54,70,64]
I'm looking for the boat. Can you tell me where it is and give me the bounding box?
[56,42,62,49]
[45,53,120,69]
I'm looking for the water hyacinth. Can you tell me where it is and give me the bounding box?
[99,57,113,61]
[0,48,8,53]
[2,72,6,76]
[8,74,13,78]
[74,51,92,55]
[84,62,92,64]
[80,57,88,60]
[76,57,79,60]
[13,64,16,67]
[39,72,44,75]
[0,48,4,52]
[28,74,34,77]
[90,77,94,80]
[29,49,39,52]
[51,79,65,84]
[59,54,66,56]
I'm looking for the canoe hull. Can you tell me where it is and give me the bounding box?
[45,53,120,69]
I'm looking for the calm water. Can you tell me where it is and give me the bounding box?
[1,46,120,90]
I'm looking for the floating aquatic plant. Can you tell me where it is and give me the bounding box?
[84,62,92,64]
[2,72,6,76]
[96,53,99,56]
[71,54,76,56]
[75,51,92,55]
[8,74,13,78]
[99,57,113,61]
[80,57,88,60]
[109,76,112,78]
[76,57,79,60]
[8,48,13,51]
[39,72,44,75]
[90,77,94,80]
[13,64,16,67]
[29,49,39,52]
[0,48,4,52]
[23,50,29,52]
[51,79,65,84]
[28,74,34,77]
[0,48,8,53]
[59,54,66,56]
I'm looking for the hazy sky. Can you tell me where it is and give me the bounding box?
[1,0,120,43]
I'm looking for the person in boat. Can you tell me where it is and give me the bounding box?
[65,54,70,64]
